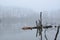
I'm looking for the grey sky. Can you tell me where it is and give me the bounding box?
[0,0,60,12]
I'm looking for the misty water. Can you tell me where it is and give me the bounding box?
[0,20,60,40]
[0,16,60,40]
[0,7,60,40]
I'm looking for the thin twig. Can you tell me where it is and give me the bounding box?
[54,26,59,40]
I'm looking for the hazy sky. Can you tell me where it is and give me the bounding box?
[0,0,60,12]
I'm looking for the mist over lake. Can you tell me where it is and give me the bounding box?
[0,6,60,40]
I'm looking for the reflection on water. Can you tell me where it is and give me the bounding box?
[0,16,60,40]
[0,22,60,40]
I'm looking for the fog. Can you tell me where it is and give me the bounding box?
[0,0,60,40]
[0,7,60,40]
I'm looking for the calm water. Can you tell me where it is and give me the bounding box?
[0,22,60,40]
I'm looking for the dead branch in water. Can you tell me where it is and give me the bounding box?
[54,26,59,40]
